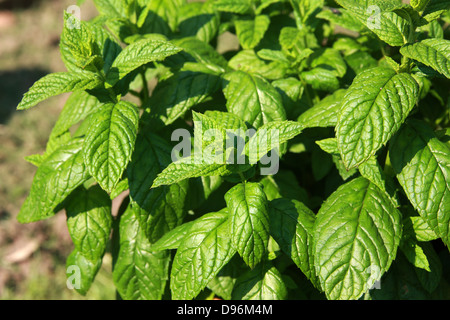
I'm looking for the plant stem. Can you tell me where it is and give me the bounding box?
[238,171,246,183]
[399,55,411,73]
[140,69,149,104]
[289,0,303,29]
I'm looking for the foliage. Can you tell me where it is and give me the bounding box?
[17,0,450,300]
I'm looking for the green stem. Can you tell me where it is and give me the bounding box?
[238,171,246,183]
[140,69,149,104]
[399,55,411,73]
[289,0,303,29]
[299,77,315,106]
[128,89,141,98]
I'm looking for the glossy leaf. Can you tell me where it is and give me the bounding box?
[17,72,102,110]
[151,221,196,251]
[336,67,419,169]
[390,120,450,247]
[106,39,182,86]
[83,100,139,193]
[66,249,102,296]
[60,12,100,72]
[268,198,319,287]
[18,139,90,223]
[213,0,253,14]
[170,210,236,300]
[334,0,410,46]
[231,261,287,300]
[313,177,402,300]
[400,39,450,79]
[225,182,270,269]
[65,185,112,262]
[127,130,188,242]
[223,71,286,129]
[235,15,271,49]
[298,89,346,128]
[246,120,303,163]
[148,71,221,126]
[113,205,170,300]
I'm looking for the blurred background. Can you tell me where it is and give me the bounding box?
[0,0,115,299]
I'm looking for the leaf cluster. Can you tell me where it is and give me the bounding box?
[17,0,450,300]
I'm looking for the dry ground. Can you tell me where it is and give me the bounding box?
[0,0,114,300]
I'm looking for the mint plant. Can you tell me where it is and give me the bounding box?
[17,0,450,300]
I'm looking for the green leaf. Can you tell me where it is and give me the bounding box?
[89,20,123,73]
[52,90,100,138]
[204,110,248,132]
[411,0,431,12]
[83,100,139,193]
[151,220,196,251]
[358,155,387,192]
[300,68,340,92]
[400,238,431,272]
[66,185,112,262]
[313,177,402,300]
[422,19,444,39]
[223,71,286,129]
[127,131,188,242]
[228,50,288,80]
[309,48,347,78]
[177,2,220,43]
[345,51,379,75]
[271,77,305,119]
[113,204,170,300]
[207,256,244,300]
[169,37,228,71]
[235,15,271,50]
[225,182,270,269]
[268,198,319,287]
[47,91,100,155]
[60,12,101,73]
[422,0,450,22]
[170,210,236,300]
[18,138,90,223]
[316,137,338,154]
[152,112,237,188]
[390,120,450,247]
[152,159,232,188]
[297,89,346,128]
[316,8,364,32]
[213,0,253,14]
[279,26,317,52]
[137,0,184,34]
[257,49,290,64]
[246,120,303,164]
[106,39,182,86]
[260,170,309,204]
[93,0,128,18]
[66,249,102,296]
[17,72,103,110]
[316,138,359,181]
[61,13,121,74]
[409,216,439,242]
[413,242,443,293]
[231,261,287,300]
[400,39,450,79]
[191,110,232,158]
[334,0,410,46]
[316,137,360,180]
[336,67,419,170]
[148,71,221,126]
[255,0,286,14]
